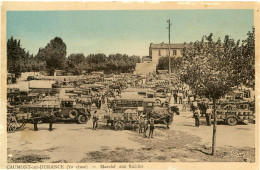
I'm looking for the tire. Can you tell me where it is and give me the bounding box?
[69,109,79,119]
[77,115,88,124]
[243,120,249,125]
[155,99,161,106]
[114,121,125,131]
[53,111,61,117]
[119,121,125,131]
[226,117,238,126]
[114,121,121,131]
[17,118,27,129]
[7,122,17,132]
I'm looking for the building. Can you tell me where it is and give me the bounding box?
[134,43,185,75]
[149,43,184,65]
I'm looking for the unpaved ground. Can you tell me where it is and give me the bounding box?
[7,109,255,163]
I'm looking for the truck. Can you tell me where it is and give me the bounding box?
[20,98,91,124]
[211,100,255,126]
[104,94,176,130]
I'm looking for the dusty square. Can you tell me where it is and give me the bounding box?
[7,110,255,163]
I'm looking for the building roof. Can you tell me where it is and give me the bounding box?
[150,43,185,49]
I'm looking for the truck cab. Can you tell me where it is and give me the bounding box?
[59,98,90,123]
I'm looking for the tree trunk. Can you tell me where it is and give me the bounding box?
[212,98,217,155]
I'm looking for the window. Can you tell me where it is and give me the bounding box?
[173,50,177,55]
[159,50,161,56]
[64,101,73,107]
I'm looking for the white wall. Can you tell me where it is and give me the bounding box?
[134,62,156,75]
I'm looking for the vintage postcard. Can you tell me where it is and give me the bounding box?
[0,1,259,170]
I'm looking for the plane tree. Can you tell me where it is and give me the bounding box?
[180,30,255,155]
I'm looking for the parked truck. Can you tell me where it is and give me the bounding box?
[20,98,91,124]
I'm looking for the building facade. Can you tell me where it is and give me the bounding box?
[134,43,185,75]
[149,43,184,65]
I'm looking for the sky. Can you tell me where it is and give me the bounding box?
[7,10,254,57]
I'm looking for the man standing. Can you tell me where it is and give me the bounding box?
[173,93,178,104]
[194,107,201,127]
[92,111,99,130]
[192,100,198,115]
[148,118,155,138]
[31,109,40,131]
[178,91,183,104]
[205,106,212,126]
[143,118,148,138]
[138,117,143,134]
[48,109,55,131]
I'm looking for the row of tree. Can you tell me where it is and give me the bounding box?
[66,53,141,75]
[7,37,141,76]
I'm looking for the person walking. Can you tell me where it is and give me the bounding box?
[92,111,99,130]
[205,106,212,126]
[194,107,201,127]
[148,118,155,138]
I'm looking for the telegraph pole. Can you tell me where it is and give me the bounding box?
[167,19,172,84]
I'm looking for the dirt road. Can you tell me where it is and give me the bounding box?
[7,109,255,163]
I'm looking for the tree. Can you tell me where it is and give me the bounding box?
[7,37,30,77]
[35,37,67,75]
[181,31,255,155]
[157,56,168,70]
[67,53,89,75]
[86,53,107,71]
[68,53,85,64]
[107,54,141,74]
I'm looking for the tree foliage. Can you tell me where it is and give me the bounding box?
[157,56,183,73]
[7,37,45,76]
[67,53,141,75]
[7,36,141,76]
[36,37,67,75]
[180,28,255,155]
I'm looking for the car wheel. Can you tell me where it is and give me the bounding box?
[119,121,125,131]
[69,109,79,119]
[77,115,88,124]
[114,121,121,131]
[226,117,238,126]
[155,99,161,106]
